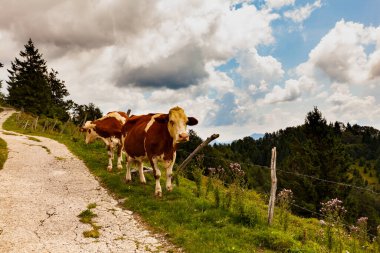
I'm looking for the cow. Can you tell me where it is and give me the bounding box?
[80,111,129,171]
[122,106,198,197]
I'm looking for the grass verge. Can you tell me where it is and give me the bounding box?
[0,137,7,170]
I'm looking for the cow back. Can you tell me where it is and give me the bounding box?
[94,117,123,139]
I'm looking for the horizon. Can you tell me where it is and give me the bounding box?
[1,0,379,142]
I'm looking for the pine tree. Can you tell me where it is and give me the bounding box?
[7,38,51,115]
[72,103,103,125]
[47,68,71,120]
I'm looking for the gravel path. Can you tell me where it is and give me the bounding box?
[0,109,177,253]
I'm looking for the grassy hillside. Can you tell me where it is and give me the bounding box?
[3,111,380,253]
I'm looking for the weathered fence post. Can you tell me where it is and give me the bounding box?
[23,120,29,130]
[176,134,220,174]
[267,147,277,225]
[33,116,39,130]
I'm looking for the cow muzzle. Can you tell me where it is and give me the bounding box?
[178,133,189,142]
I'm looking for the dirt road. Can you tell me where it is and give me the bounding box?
[0,109,175,253]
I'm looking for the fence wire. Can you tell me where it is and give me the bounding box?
[176,148,380,195]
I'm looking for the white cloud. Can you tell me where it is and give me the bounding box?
[261,79,301,104]
[266,0,295,9]
[326,84,380,123]
[236,48,284,88]
[297,20,380,85]
[284,0,322,23]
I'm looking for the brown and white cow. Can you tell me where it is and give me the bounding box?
[80,111,129,171]
[122,106,198,197]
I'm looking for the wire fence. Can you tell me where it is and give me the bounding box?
[176,148,380,195]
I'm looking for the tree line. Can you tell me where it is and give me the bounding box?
[0,38,102,124]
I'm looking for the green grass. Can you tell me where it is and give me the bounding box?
[3,112,378,253]
[0,137,7,170]
[28,136,41,142]
[78,203,100,238]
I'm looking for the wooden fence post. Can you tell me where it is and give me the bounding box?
[33,116,39,130]
[176,134,220,174]
[267,147,277,225]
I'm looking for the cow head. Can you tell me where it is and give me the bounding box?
[155,106,198,143]
[80,121,99,144]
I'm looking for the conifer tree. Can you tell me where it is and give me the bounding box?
[7,38,51,115]
[47,68,72,120]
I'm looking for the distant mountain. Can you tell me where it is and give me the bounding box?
[250,133,264,140]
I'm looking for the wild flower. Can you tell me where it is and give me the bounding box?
[356,216,368,244]
[349,225,359,234]
[277,188,293,231]
[229,162,245,178]
[320,198,346,251]
[277,189,293,204]
[207,166,225,176]
[356,216,368,225]
[320,198,347,221]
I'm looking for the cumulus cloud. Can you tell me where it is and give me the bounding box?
[261,79,301,104]
[266,0,295,9]
[326,84,380,123]
[284,0,322,23]
[116,45,208,89]
[236,49,284,89]
[296,20,380,85]
[0,0,158,51]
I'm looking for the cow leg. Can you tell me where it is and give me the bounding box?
[150,157,162,197]
[125,156,132,182]
[165,152,176,192]
[138,161,146,184]
[116,142,123,170]
[107,143,113,172]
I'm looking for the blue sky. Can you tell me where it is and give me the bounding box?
[1,0,380,142]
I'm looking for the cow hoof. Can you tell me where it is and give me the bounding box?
[125,178,132,183]
[166,185,173,192]
[155,191,162,197]
[117,165,123,170]
[107,166,112,172]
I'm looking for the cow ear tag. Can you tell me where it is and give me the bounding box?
[187,117,198,126]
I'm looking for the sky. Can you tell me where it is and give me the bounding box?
[1,0,380,142]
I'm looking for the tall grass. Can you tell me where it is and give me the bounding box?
[3,112,378,253]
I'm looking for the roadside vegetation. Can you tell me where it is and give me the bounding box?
[78,203,100,238]
[0,137,7,170]
[3,111,380,253]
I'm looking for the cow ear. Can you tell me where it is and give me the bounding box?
[187,117,198,126]
[155,114,169,124]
